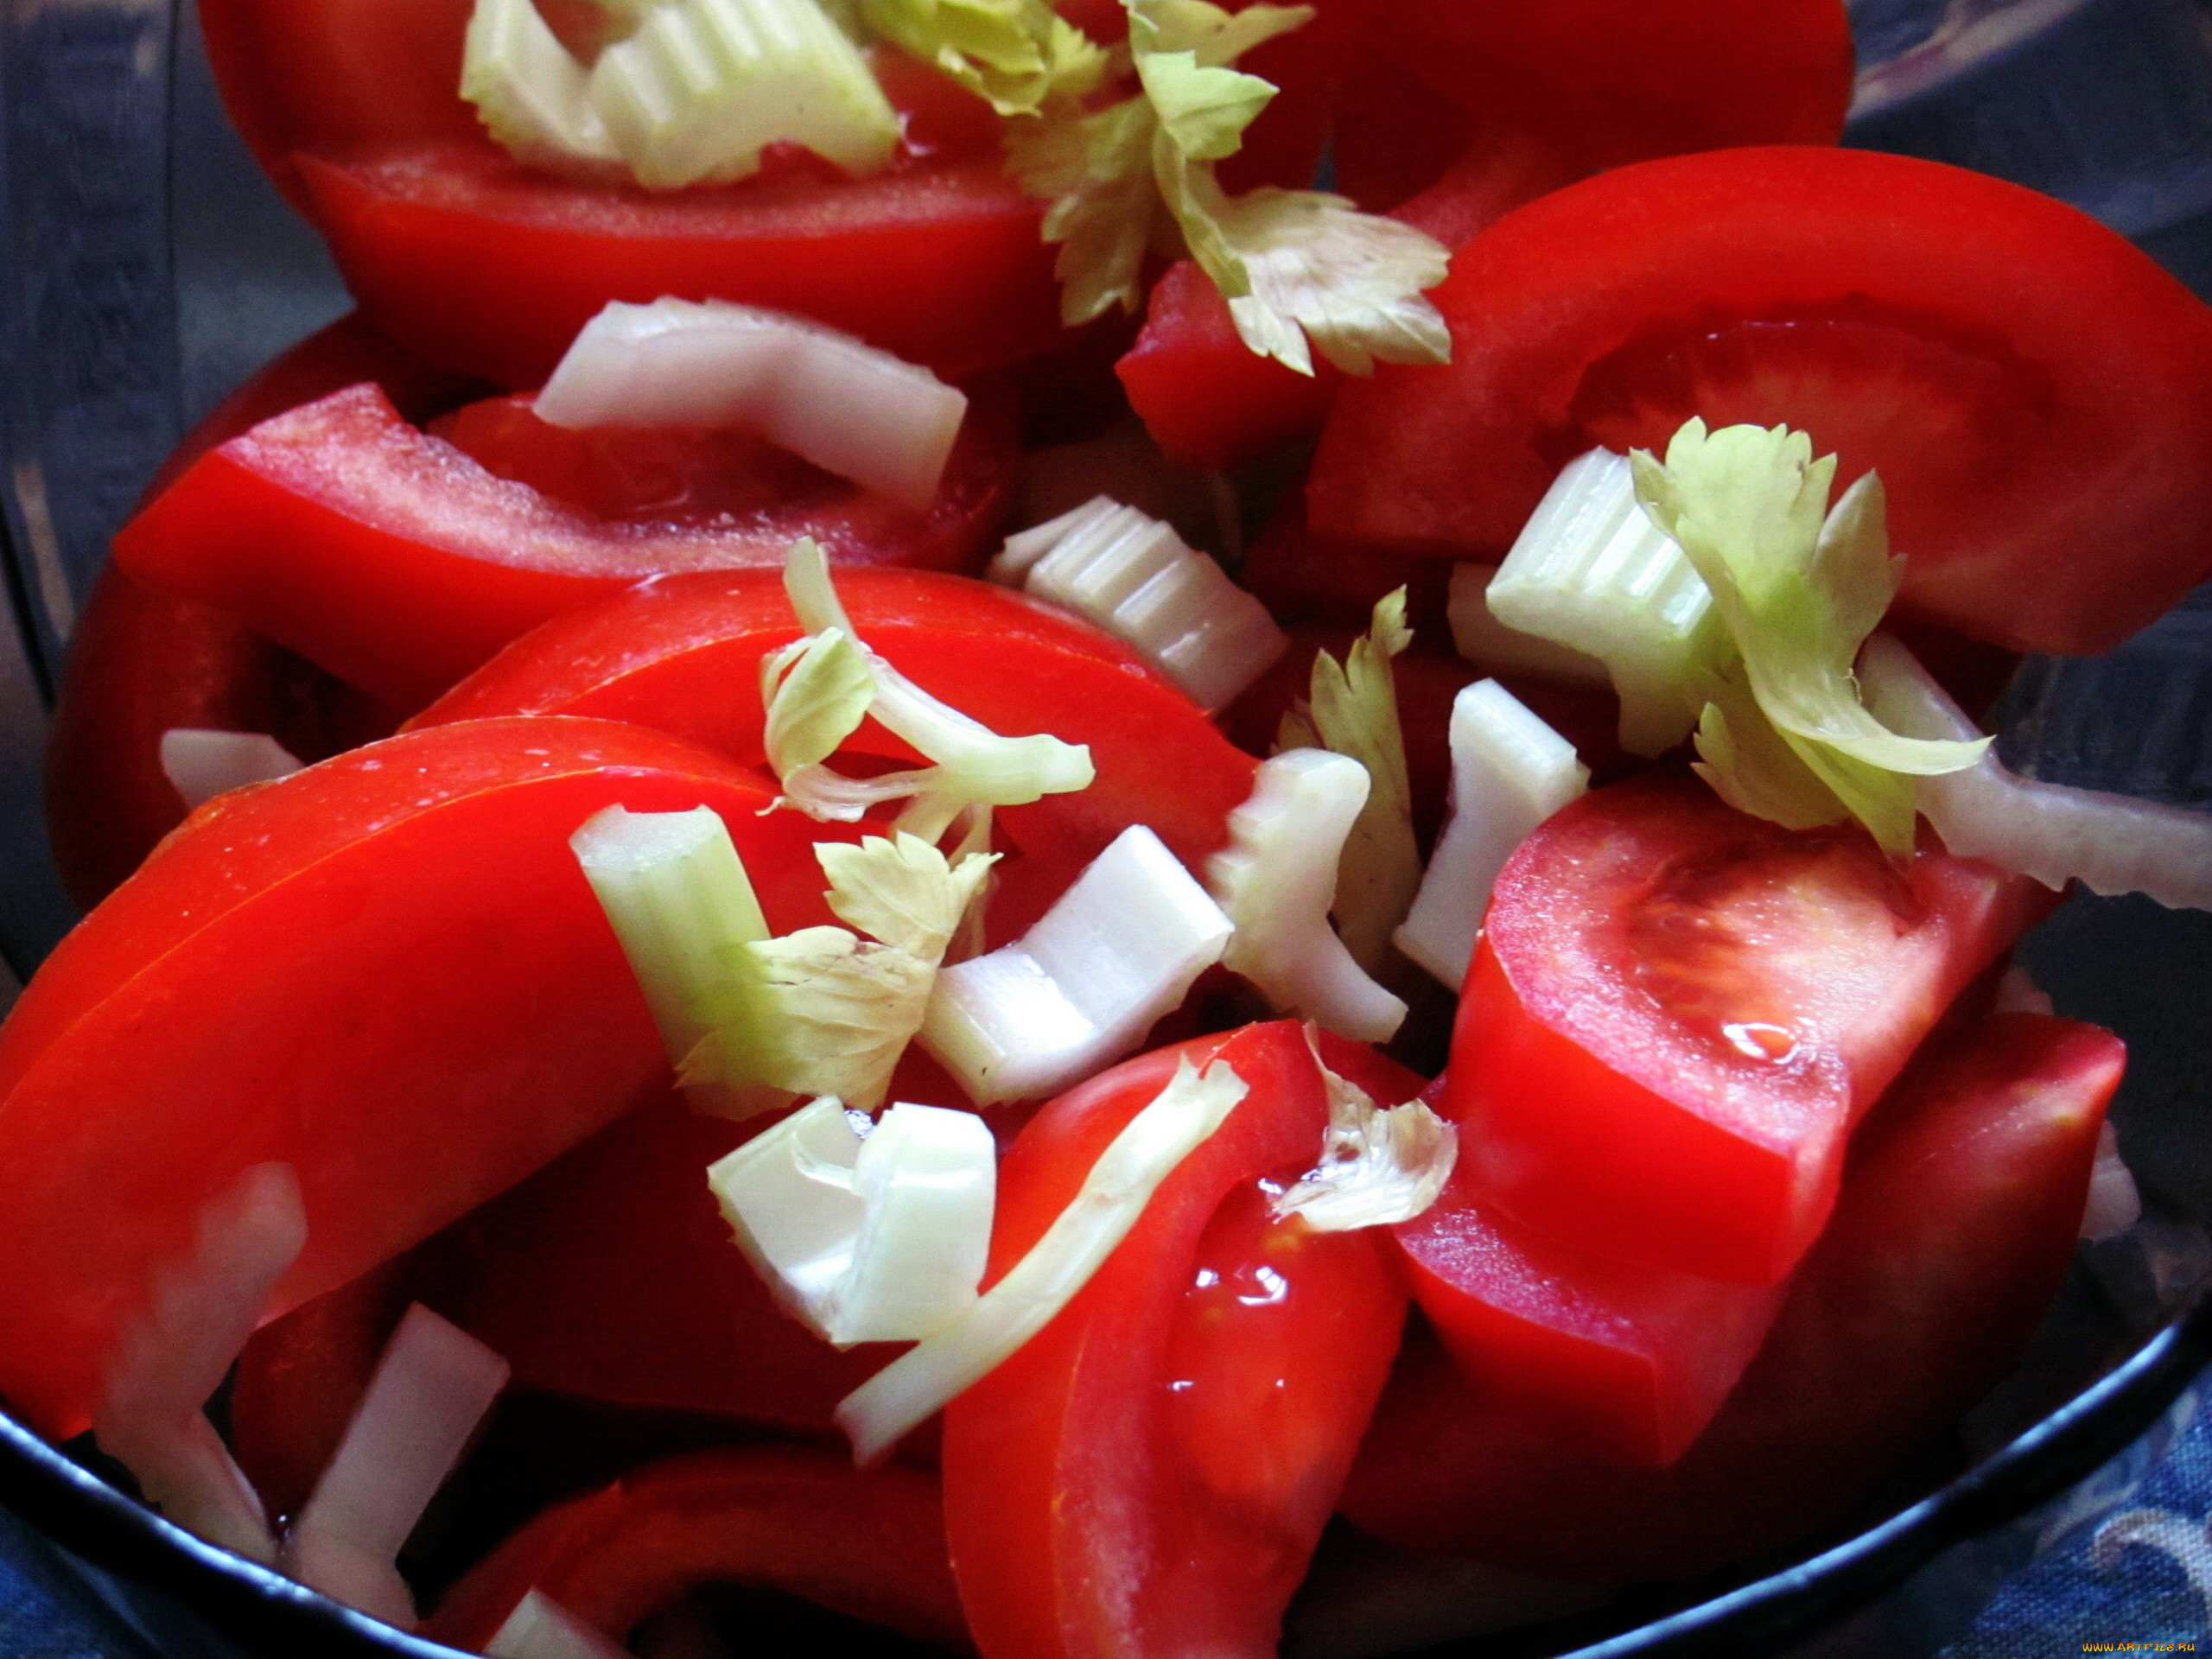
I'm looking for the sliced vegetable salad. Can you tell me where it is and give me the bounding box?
[9,0,2210,1655]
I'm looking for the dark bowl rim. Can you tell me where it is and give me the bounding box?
[1,1292,2208,1659]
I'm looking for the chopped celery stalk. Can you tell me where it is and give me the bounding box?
[861,0,1106,116]
[1633,422,1989,859]
[159,728,302,810]
[461,0,621,174]
[95,1162,305,1567]
[588,0,899,188]
[1207,749,1407,1043]
[709,1096,871,1335]
[488,1591,632,1659]
[570,804,770,1071]
[987,494,1287,711]
[285,1306,509,1630]
[836,1056,1247,1462]
[1444,564,1610,686]
[684,833,998,1109]
[536,299,968,510]
[1287,589,1420,973]
[1274,1040,1455,1231]
[1859,633,2212,909]
[922,825,1234,1104]
[1394,680,1588,990]
[1484,447,1724,757]
[835,1102,997,1343]
[781,540,1096,838]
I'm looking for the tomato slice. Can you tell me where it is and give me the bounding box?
[941,1025,1408,1659]
[1308,147,2212,655]
[1343,1010,2122,1581]
[297,142,1067,391]
[111,381,1018,710]
[410,566,1260,944]
[1449,770,2048,1285]
[0,716,850,1440]
[424,1446,968,1653]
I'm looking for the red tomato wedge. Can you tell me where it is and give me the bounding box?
[410,567,1260,944]
[1390,1170,1789,1469]
[45,316,473,906]
[1343,1011,2122,1581]
[297,143,1066,391]
[1307,148,2212,655]
[942,1025,1408,1659]
[425,1446,967,1653]
[1448,771,2049,1286]
[0,716,850,1440]
[111,381,1017,710]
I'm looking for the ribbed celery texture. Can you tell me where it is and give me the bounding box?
[591,0,899,187]
[1484,447,1722,756]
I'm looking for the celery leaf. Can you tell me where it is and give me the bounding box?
[861,0,1105,116]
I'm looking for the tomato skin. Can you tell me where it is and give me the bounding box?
[424,1446,968,1652]
[1308,148,2212,655]
[111,380,1017,711]
[411,566,1260,944]
[298,143,1067,391]
[942,1025,1408,1659]
[1343,1012,2122,1581]
[1452,771,2050,1285]
[0,716,850,1440]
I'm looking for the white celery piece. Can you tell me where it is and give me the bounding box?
[488,1591,632,1659]
[709,1096,871,1334]
[95,1162,305,1567]
[988,496,1287,712]
[570,804,768,1067]
[1275,1046,1455,1232]
[1484,447,1721,756]
[1859,633,2212,910]
[709,1096,998,1344]
[1394,680,1589,990]
[285,1306,510,1630]
[923,825,1233,1104]
[785,541,1096,838]
[537,299,968,510]
[1445,564,1610,686]
[2081,1122,2142,1242]
[837,1056,1247,1463]
[461,0,622,173]
[588,0,898,188]
[159,728,302,810]
[1206,749,1406,1043]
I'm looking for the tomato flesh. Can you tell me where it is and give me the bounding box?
[1449,771,2047,1284]
[942,1026,1408,1659]
[0,717,849,1440]
[111,381,1017,710]
[1308,147,2212,654]
[411,566,1259,944]
[1344,1011,2122,1581]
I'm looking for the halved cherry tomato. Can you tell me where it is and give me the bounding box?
[44,315,471,906]
[1307,147,2212,655]
[1343,1010,2122,1581]
[0,716,852,1439]
[942,1024,1409,1659]
[410,566,1260,944]
[111,380,1018,710]
[425,1446,968,1653]
[1450,770,2049,1285]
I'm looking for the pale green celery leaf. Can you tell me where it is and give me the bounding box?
[1304,589,1421,972]
[1135,50,1275,161]
[763,628,876,777]
[1007,98,1165,323]
[1216,188,1451,375]
[1635,421,1987,855]
[861,0,1104,116]
[1129,0,1312,67]
[1274,702,1319,754]
[1691,678,1850,833]
[819,831,997,959]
